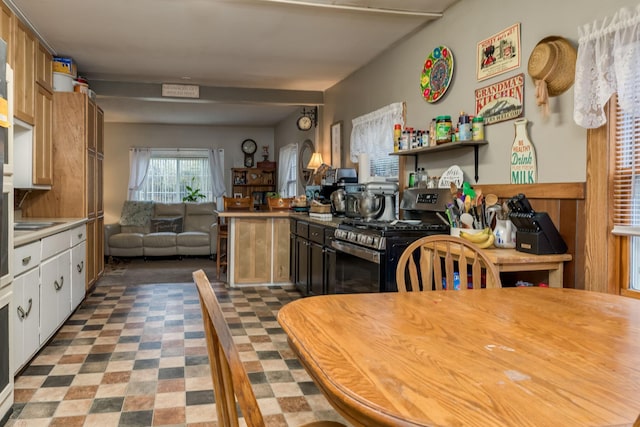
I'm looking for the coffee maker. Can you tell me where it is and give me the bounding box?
[363,181,398,222]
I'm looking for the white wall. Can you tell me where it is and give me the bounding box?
[103,123,274,224]
[318,0,639,185]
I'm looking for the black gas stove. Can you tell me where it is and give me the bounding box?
[330,188,451,294]
[335,219,449,250]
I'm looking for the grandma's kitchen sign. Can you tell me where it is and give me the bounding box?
[475,73,524,125]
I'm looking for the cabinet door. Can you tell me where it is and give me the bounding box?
[96,216,105,278]
[289,233,296,283]
[71,241,86,310]
[96,107,104,155]
[295,237,308,296]
[0,3,13,67]
[86,219,96,289]
[14,20,35,124]
[35,42,52,91]
[12,268,40,373]
[272,218,290,282]
[324,247,336,294]
[87,151,96,218]
[97,155,104,216]
[34,85,53,185]
[309,242,324,296]
[40,250,71,344]
[87,99,96,151]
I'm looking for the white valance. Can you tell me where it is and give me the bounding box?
[350,102,405,163]
[574,5,640,128]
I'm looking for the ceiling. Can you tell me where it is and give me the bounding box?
[9,0,459,126]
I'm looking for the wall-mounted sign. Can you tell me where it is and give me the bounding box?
[162,84,200,98]
[510,118,537,184]
[476,23,521,81]
[475,73,524,125]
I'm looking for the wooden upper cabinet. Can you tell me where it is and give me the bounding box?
[34,84,53,185]
[35,41,52,91]
[0,2,13,67]
[96,107,104,155]
[87,99,96,151]
[14,19,35,124]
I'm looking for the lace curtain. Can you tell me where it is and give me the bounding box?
[128,147,152,200]
[278,143,297,197]
[574,5,640,128]
[208,148,226,198]
[350,102,405,162]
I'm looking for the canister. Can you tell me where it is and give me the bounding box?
[435,115,452,144]
[472,116,485,141]
[458,112,472,141]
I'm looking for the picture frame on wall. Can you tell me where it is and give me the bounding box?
[331,121,342,167]
[476,23,521,81]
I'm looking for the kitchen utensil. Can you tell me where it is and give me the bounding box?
[460,213,474,228]
[358,191,384,221]
[464,194,471,213]
[485,193,498,206]
[330,189,346,216]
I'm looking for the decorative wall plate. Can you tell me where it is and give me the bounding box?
[420,45,454,103]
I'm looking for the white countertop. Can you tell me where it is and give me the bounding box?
[13,218,88,247]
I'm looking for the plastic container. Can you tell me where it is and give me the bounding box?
[472,116,485,141]
[435,115,452,144]
[53,57,74,76]
[53,72,74,92]
[458,112,472,141]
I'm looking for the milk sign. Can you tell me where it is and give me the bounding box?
[510,118,537,184]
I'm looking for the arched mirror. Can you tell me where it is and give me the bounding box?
[298,139,315,184]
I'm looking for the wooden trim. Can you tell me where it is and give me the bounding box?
[584,101,617,294]
[474,183,585,200]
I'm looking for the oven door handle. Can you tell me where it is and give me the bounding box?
[332,240,381,264]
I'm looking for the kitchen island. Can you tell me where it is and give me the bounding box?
[218,211,294,287]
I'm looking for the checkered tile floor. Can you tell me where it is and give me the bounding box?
[6,281,347,426]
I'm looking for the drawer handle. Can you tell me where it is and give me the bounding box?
[54,276,64,291]
[21,256,31,266]
[17,298,33,319]
[77,261,84,273]
[77,233,84,239]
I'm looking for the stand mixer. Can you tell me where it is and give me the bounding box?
[360,182,398,222]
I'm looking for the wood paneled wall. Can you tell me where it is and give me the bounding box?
[474,183,585,289]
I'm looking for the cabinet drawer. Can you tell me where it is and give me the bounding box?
[41,229,71,260]
[309,224,324,244]
[296,221,309,238]
[70,225,86,246]
[324,227,336,246]
[14,241,42,276]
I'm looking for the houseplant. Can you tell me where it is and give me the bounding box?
[183,177,206,202]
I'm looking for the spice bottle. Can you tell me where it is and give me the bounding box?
[458,112,472,141]
[472,116,485,141]
[393,124,401,152]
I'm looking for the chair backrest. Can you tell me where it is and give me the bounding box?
[193,269,266,427]
[396,235,502,292]
[223,196,252,211]
[267,197,293,211]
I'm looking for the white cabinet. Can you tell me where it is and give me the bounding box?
[71,238,86,310]
[11,267,39,373]
[12,223,86,372]
[11,240,41,373]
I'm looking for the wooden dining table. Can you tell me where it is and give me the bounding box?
[277,288,640,427]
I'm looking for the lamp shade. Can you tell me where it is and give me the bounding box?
[307,152,323,170]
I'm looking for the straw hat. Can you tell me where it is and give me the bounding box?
[527,36,577,96]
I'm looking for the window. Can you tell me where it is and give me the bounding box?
[133,149,220,202]
[613,96,640,292]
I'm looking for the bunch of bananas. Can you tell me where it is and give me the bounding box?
[459,228,495,248]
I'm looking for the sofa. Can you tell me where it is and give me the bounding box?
[104,201,218,259]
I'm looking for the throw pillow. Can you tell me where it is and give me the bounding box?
[119,201,154,227]
[150,217,183,233]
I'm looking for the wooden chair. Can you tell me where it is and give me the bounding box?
[267,197,293,211]
[217,197,252,279]
[193,269,346,427]
[396,235,502,292]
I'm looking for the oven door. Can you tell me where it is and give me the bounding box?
[330,240,383,294]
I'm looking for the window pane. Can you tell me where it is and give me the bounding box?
[135,151,213,202]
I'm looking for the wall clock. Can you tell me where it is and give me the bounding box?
[241,138,257,168]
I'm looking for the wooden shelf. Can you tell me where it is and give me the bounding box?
[391,140,488,182]
[389,139,487,156]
